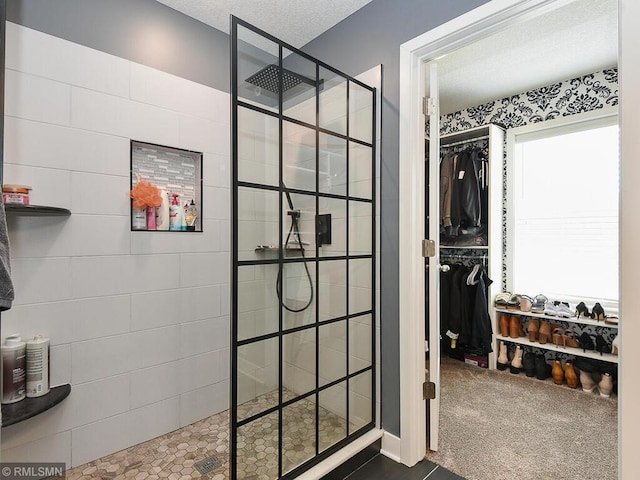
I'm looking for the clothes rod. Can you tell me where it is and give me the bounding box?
[440,134,490,148]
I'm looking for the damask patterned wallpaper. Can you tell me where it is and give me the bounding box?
[435,67,618,135]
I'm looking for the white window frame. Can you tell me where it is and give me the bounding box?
[506,106,620,313]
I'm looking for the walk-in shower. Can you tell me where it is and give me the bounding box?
[232,17,377,480]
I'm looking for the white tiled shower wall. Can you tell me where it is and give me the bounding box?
[0,23,230,467]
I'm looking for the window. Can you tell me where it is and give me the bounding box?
[507,111,619,311]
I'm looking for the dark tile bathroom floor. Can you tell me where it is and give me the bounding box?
[344,454,465,480]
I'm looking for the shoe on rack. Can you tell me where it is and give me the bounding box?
[555,302,572,318]
[552,327,566,348]
[612,335,619,355]
[509,315,525,338]
[565,361,579,388]
[598,372,614,398]
[507,293,521,310]
[575,301,590,318]
[591,302,606,321]
[578,332,595,352]
[564,329,580,348]
[520,295,533,312]
[497,341,509,371]
[499,313,510,337]
[538,320,551,344]
[494,292,511,309]
[523,350,536,377]
[551,359,564,385]
[527,318,539,342]
[580,370,597,393]
[543,301,559,316]
[535,354,552,380]
[510,346,524,374]
[531,294,548,314]
[595,334,612,355]
[605,315,619,326]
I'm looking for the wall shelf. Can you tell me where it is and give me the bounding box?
[496,335,619,364]
[1,384,71,427]
[495,307,619,329]
[5,204,71,217]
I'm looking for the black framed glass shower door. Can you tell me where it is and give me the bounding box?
[231,17,376,479]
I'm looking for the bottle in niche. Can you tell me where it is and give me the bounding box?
[132,208,147,230]
[1,334,26,404]
[185,199,198,231]
[169,193,181,231]
[26,335,50,398]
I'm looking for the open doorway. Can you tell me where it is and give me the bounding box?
[399,0,619,479]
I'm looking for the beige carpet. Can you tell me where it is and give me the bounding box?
[425,357,618,480]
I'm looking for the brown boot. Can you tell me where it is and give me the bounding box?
[538,320,551,344]
[552,359,564,385]
[565,361,579,388]
[509,315,525,338]
[527,318,539,342]
[499,313,509,337]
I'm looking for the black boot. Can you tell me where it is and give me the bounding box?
[535,354,551,380]
[523,351,536,377]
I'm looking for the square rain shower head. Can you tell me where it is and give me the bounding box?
[245,64,317,95]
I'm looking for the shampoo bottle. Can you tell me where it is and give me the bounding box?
[26,335,50,398]
[169,193,181,231]
[1,334,26,404]
[156,190,170,231]
[185,199,198,231]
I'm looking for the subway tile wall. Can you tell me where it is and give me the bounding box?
[1,23,230,467]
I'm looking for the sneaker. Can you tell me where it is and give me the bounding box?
[543,301,558,316]
[555,302,572,318]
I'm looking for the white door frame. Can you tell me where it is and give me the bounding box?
[397,0,583,467]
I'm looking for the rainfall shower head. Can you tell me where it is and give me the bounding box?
[245,64,317,95]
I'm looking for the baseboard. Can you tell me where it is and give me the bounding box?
[298,428,383,480]
[380,431,402,463]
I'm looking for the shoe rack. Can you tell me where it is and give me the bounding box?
[494,307,618,364]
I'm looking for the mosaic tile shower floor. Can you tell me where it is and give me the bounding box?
[64,389,354,480]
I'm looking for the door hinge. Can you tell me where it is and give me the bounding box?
[423,381,436,400]
[422,239,436,258]
[422,96,436,116]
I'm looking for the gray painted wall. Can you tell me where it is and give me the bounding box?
[302,0,489,436]
[6,0,491,438]
[7,0,229,92]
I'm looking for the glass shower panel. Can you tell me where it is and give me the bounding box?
[349,314,372,374]
[237,337,279,422]
[349,81,373,144]
[283,121,316,193]
[238,106,279,187]
[319,197,346,257]
[283,329,316,397]
[282,47,317,126]
[348,371,373,431]
[349,142,373,200]
[349,201,373,255]
[318,382,347,452]
[238,187,279,261]
[319,321,346,386]
[318,260,347,322]
[237,25,280,113]
[237,410,279,479]
[349,258,373,315]
[319,133,347,196]
[282,400,316,474]
[319,68,347,135]
[282,261,316,330]
[237,264,279,341]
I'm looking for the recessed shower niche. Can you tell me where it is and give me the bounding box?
[130,141,203,232]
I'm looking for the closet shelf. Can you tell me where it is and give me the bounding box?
[496,335,619,364]
[1,384,71,427]
[495,308,619,329]
[5,204,71,216]
[441,245,488,250]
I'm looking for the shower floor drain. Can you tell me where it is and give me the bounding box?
[194,455,222,475]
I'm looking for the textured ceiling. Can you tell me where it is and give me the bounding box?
[437,0,618,114]
[154,0,372,48]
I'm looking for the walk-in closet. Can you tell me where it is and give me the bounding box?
[423,1,619,479]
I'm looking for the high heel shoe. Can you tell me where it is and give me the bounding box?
[538,320,551,344]
[527,318,539,342]
[591,302,605,321]
[564,329,580,348]
[580,370,597,393]
[578,332,595,352]
[565,361,579,388]
[595,334,612,355]
[598,372,613,398]
[552,327,565,348]
[499,313,509,337]
[551,359,564,385]
[497,341,509,371]
[509,315,525,338]
[575,301,590,318]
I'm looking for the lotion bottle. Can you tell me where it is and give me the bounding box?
[156,190,170,231]
[169,193,181,231]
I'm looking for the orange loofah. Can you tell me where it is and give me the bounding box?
[130,178,162,210]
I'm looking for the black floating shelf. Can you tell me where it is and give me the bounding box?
[1,384,71,427]
[5,204,71,216]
